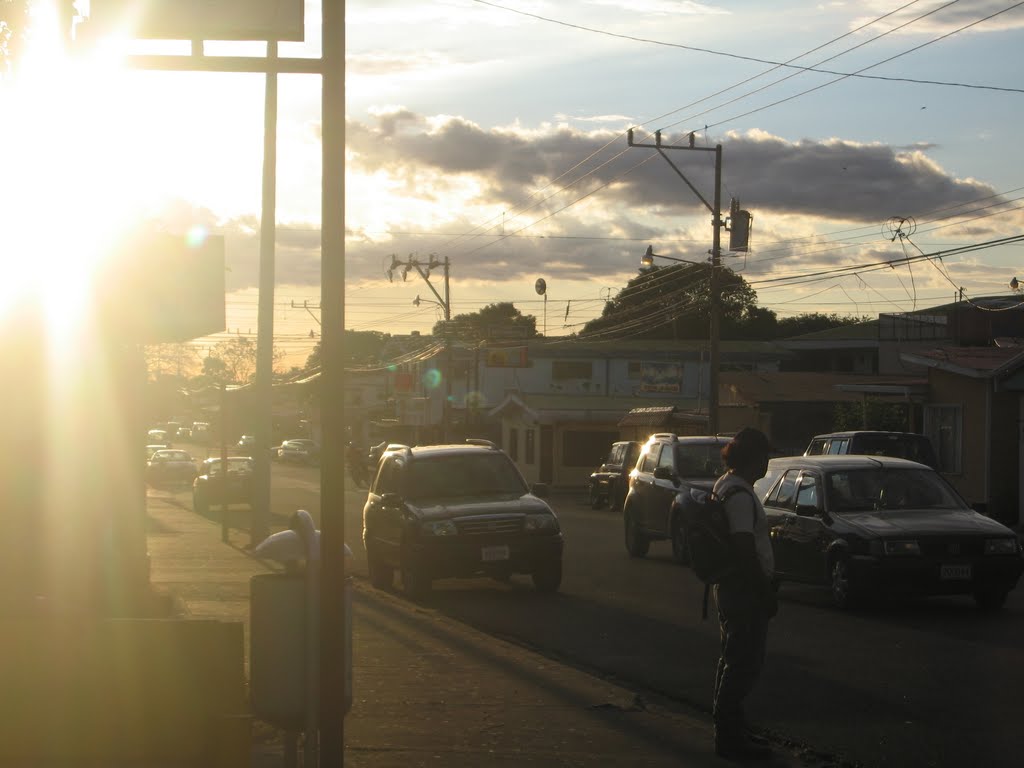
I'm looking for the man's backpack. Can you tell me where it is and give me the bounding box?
[680,484,756,618]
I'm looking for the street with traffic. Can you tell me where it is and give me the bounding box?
[151,440,1024,768]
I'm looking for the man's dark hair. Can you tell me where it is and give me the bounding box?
[721,427,772,469]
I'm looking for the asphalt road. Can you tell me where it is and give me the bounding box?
[156,454,1024,768]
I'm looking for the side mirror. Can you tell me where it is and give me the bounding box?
[653,466,676,483]
[531,482,550,499]
[795,503,819,517]
[381,492,403,508]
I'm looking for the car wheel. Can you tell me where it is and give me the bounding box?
[830,557,859,609]
[366,542,394,590]
[623,507,649,558]
[193,494,208,516]
[670,516,690,565]
[532,560,562,593]
[589,485,606,510]
[400,546,431,600]
[974,587,1008,612]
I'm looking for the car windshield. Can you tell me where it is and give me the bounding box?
[406,453,528,500]
[826,468,965,512]
[674,444,725,479]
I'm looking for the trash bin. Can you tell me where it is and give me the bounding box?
[250,516,353,730]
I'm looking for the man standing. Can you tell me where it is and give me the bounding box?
[712,427,778,760]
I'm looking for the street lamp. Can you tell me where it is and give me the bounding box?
[640,244,707,269]
[641,244,720,435]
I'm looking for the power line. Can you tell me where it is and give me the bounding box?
[473,0,1024,94]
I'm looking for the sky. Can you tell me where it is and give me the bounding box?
[4,0,1024,369]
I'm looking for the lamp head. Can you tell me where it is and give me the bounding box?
[640,245,655,268]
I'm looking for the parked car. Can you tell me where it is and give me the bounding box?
[145,443,170,462]
[236,434,256,451]
[277,438,320,466]
[146,449,197,486]
[192,457,255,515]
[804,430,940,470]
[622,433,731,562]
[176,426,192,439]
[147,429,172,447]
[758,455,1023,610]
[587,440,642,511]
[362,440,564,598]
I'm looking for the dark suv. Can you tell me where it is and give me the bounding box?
[588,440,642,511]
[622,433,730,562]
[362,441,564,598]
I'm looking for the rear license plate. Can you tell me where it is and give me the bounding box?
[481,545,510,562]
[941,564,972,580]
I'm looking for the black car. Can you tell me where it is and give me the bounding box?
[192,457,255,515]
[587,440,641,511]
[759,455,1023,610]
[362,441,564,598]
[622,433,730,563]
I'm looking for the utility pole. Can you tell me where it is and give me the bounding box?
[628,129,724,435]
[390,254,452,441]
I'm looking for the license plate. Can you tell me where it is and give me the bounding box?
[941,564,972,580]
[481,545,510,562]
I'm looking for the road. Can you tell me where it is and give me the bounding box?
[155,455,1024,768]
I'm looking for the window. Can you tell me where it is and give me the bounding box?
[525,429,536,464]
[627,361,642,379]
[924,405,962,473]
[508,428,519,462]
[768,470,799,509]
[640,444,661,473]
[657,446,675,471]
[827,439,848,455]
[373,457,403,495]
[795,473,820,511]
[552,360,592,380]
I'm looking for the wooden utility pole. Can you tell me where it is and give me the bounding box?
[628,129,724,435]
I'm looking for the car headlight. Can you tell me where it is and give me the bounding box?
[422,520,458,536]
[524,512,559,532]
[984,538,1020,555]
[883,539,921,556]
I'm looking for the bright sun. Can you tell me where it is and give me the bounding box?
[0,3,152,338]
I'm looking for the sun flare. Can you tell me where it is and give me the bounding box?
[1,5,155,338]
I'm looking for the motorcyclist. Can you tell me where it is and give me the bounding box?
[346,442,369,488]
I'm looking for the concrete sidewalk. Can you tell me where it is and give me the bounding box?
[146,492,807,767]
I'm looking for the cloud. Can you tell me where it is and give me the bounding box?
[347,111,999,223]
[850,0,1024,35]
[178,112,1019,310]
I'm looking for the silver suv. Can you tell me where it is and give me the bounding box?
[622,433,730,562]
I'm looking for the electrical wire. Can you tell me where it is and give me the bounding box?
[472,0,1023,94]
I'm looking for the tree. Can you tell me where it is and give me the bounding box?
[581,264,760,340]
[143,342,201,381]
[777,312,871,338]
[304,330,392,371]
[197,337,284,386]
[434,302,538,343]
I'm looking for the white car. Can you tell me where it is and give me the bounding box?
[277,438,320,465]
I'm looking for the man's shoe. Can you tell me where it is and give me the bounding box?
[715,735,774,761]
